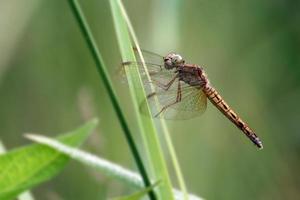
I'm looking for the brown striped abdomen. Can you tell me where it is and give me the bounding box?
[202,85,263,149]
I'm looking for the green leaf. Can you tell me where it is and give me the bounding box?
[111,1,189,199]
[111,181,160,200]
[0,119,98,200]
[0,140,35,200]
[26,133,204,200]
[109,0,174,199]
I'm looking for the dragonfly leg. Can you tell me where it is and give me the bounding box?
[154,81,182,117]
[153,74,178,91]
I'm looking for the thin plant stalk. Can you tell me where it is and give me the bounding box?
[67,1,155,199]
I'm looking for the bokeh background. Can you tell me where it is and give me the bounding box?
[0,0,300,199]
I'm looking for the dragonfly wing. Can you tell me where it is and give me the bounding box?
[133,47,165,66]
[120,49,177,92]
[117,48,165,81]
[120,48,207,120]
[140,80,207,120]
[133,48,177,82]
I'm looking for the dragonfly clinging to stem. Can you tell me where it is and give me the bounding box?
[122,48,263,149]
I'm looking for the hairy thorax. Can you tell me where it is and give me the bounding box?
[177,65,208,88]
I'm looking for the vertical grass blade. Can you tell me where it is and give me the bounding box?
[110,0,174,199]
[67,1,155,199]
[115,1,189,199]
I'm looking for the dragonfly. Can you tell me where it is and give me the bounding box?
[122,48,263,149]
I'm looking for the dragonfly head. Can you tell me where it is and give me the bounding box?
[164,53,184,69]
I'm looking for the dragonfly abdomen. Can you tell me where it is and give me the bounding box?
[202,85,263,149]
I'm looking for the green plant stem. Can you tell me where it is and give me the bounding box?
[115,1,188,199]
[110,0,175,199]
[67,1,156,199]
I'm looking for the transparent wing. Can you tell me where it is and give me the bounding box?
[140,79,207,120]
[119,48,207,120]
[120,48,177,91]
[133,48,177,82]
[133,47,165,66]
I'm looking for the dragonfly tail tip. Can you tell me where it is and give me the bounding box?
[256,141,263,150]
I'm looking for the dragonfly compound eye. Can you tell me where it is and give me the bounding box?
[171,54,183,65]
[164,53,184,69]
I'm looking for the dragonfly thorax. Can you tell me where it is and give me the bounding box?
[163,53,184,70]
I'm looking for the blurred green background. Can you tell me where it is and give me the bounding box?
[0,0,299,199]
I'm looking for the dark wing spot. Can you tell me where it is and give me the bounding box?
[122,61,132,66]
[147,92,156,98]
